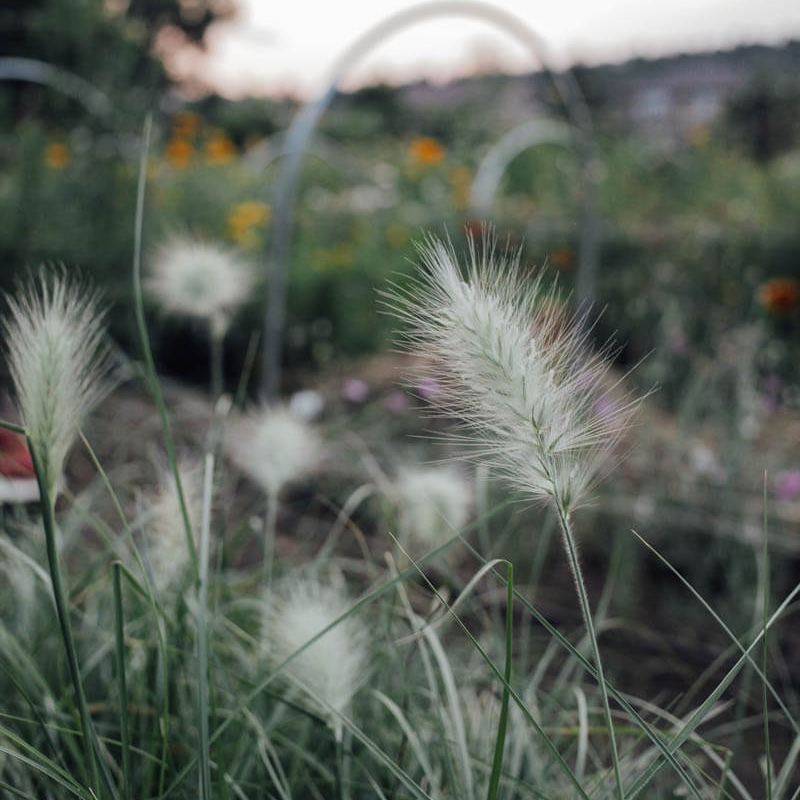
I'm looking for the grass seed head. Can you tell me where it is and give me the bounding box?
[389,234,640,514]
[262,578,370,740]
[227,404,321,496]
[2,268,112,496]
[148,234,255,336]
[394,465,472,548]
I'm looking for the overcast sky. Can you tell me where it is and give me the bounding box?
[164,0,800,98]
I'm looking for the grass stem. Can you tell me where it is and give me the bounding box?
[554,500,624,800]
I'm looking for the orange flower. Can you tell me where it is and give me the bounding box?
[550,246,575,271]
[166,137,193,168]
[205,131,237,165]
[172,111,202,139]
[410,137,445,166]
[759,277,800,316]
[44,142,70,169]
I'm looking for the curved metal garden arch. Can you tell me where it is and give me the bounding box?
[0,57,111,118]
[261,0,600,399]
[469,118,574,214]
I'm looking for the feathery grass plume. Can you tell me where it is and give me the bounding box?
[389,234,639,514]
[147,234,255,337]
[390,233,639,798]
[227,404,321,496]
[262,577,370,741]
[2,268,111,496]
[394,465,472,549]
[227,404,322,585]
[145,457,204,591]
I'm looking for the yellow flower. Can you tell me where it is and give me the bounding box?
[44,142,70,169]
[409,137,445,166]
[205,130,237,165]
[311,243,354,271]
[449,165,472,209]
[227,201,272,246]
[166,137,193,169]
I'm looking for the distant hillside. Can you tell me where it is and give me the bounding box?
[332,40,800,152]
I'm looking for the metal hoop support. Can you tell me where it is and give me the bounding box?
[260,0,600,399]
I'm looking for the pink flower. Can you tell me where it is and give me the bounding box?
[384,391,409,414]
[342,378,369,404]
[775,470,800,502]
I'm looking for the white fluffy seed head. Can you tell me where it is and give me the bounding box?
[394,465,472,548]
[388,235,639,514]
[145,458,203,591]
[148,235,255,335]
[262,578,370,739]
[2,269,112,496]
[227,405,321,496]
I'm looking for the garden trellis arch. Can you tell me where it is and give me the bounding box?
[469,118,575,214]
[0,57,111,118]
[261,0,600,399]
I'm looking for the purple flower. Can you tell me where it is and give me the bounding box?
[775,470,800,502]
[761,374,783,415]
[384,390,409,414]
[342,378,370,404]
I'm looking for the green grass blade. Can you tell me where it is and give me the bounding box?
[196,452,215,799]
[762,472,772,800]
[486,561,512,800]
[130,113,199,582]
[625,579,800,798]
[631,530,798,737]
[459,533,705,799]
[113,563,132,800]
[26,435,100,797]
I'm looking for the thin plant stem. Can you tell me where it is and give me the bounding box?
[131,114,199,581]
[263,489,278,589]
[27,436,100,797]
[554,499,624,800]
[112,563,132,800]
[210,326,224,403]
[762,472,772,800]
[197,453,215,800]
[486,562,513,800]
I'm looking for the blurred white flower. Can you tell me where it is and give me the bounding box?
[145,458,203,591]
[2,269,111,496]
[388,236,639,513]
[394,465,472,548]
[288,389,325,421]
[148,235,255,336]
[263,578,370,740]
[227,405,320,496]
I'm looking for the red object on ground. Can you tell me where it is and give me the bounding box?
[0,427,34,478]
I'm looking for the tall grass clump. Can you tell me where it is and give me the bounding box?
[2,268,113,798]
[388,233,642,797]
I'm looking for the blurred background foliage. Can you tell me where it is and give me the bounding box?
[2,3,800,443]
[2,5,800,763]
